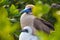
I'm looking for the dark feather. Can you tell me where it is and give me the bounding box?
[39,18,55,30]
[34,18,55,34]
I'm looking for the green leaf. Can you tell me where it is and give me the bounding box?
[32,1,50,18]
[0,0,7,6]
[0,6,19,40]
[9,4,19,16]
[0,7,8,30]
[42,4,51,14]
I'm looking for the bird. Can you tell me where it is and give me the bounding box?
[20,4,55,34]
[19,26,38,40]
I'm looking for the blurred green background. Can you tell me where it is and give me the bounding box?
[0,0,60,40]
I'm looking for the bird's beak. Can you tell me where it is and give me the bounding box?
[20,8,28,14]
[20,30,25,32]
[21,29,28,33]
[15,30,23,32]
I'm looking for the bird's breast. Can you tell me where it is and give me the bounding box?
[19,32,31,40]
[20,13,37,35]
[20,13,35,27]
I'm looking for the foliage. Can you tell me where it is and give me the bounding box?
[40,0,60,5]
[0,0,60,40]
[0,3,20,40]
[32,1,51,18]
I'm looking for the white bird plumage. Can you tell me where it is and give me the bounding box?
[19,26,38,40]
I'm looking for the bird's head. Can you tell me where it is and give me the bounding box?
[20,4,34,14]
[21,26,33,34]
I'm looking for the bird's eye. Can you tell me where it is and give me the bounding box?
[24,29,29,33]
[21,29,29,33]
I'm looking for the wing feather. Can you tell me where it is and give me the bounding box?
[34,18,54,34]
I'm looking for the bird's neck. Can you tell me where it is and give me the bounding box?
[21,12,32,18]
[20,13,33,27]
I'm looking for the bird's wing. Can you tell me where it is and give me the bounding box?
[33,18,54,34]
